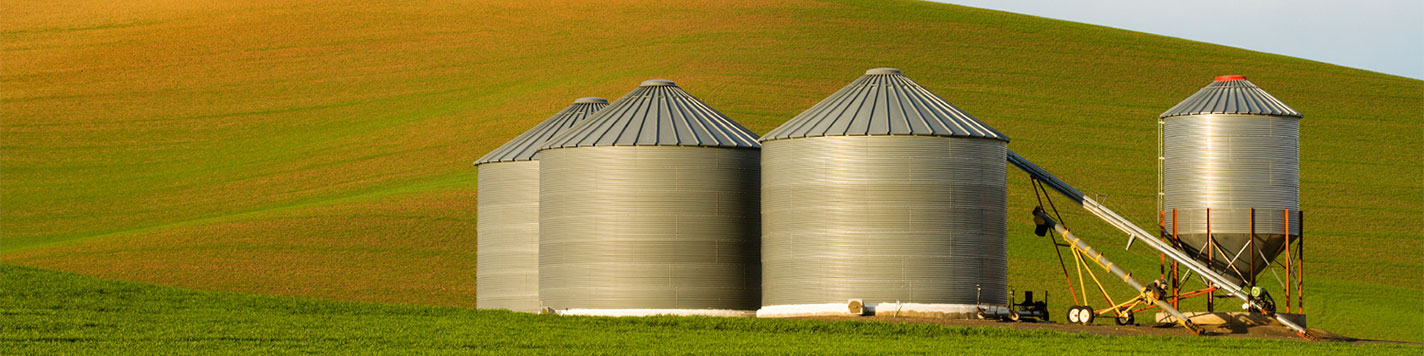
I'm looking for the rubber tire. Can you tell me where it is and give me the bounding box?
[1080,308,1096,325]
[1113,312,1134,326]
[1067,307,1081,324]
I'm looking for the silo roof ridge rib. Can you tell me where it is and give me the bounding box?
[1159,78,1303,119]
[540,81,760,149]
[475,99,609,165]
[760,69,1009,142]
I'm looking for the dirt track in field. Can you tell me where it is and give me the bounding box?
[794,315,1417,345]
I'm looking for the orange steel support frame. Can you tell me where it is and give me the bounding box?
[1161,208,1303,316]
[1250,208,1256,289]
[1172,209,1179,310]
[1206,208,1213,312]
[1285,209,1291,313]
[1158,211,1166,281]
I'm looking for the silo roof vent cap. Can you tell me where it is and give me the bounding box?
[574,97,608,104]
[640,79,676,87]
[865,68,902,75]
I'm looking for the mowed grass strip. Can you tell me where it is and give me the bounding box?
[3,265,1416,355]
[3,0,1421,343]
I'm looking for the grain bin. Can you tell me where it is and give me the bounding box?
[1159,75,1302,285]
[758,68,1010,318]
[474,97,608,312]
[537,79,762,316]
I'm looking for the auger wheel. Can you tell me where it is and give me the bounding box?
[1067,306,1095,325]
[1114,312,1135,325]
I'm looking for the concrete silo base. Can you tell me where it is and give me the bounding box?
[757,302,1007,319]
[549,309,757,317]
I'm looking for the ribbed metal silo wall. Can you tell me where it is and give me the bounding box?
[476,161,541,312]
[539,146,761,310]
[761,135,1007,307]
[1162,113,1300,281]
[1163,114,1301,234]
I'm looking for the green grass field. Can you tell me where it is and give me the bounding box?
[3,265,1416,355]
[3,0,1421,346]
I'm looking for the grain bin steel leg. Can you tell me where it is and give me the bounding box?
[1032,208,1203,335]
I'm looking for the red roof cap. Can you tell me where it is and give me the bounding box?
[1214,75,1247,82]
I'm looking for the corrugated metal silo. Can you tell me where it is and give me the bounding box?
[1160,75,1302,285]
[537,79,762,316]
[474,97,608,312]
[758,68,1011,318]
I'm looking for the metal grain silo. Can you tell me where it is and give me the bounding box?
[1159,75,1302,285]
[474,97,608,313]
[537,79,762,317]
[758,68,1010,318]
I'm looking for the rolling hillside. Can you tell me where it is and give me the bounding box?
[3,0,1421,343]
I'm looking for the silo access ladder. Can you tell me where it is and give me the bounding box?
[1006,150,1313,340]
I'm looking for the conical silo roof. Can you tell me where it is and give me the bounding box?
[540,80,760,149]
[474,97,609,165]
[760,68,1008,143]
[1159,75,1302,119]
